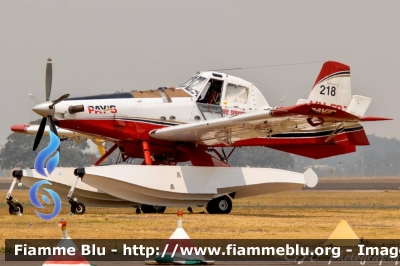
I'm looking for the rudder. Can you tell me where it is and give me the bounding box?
[308,61,351,110]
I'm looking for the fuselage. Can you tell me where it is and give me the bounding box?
[52,71,269,140]
[31,71,366,161]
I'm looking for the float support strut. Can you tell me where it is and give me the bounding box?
[67,175,80,200]
[7,171,23,211]
[142,140,152,165]
[6,177,18,201]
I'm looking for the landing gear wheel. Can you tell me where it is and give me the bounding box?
[206,204,216,214]
[206,195,232,214]
[71,202,86,215]
[136,207,141,214]
[153,206,166,213]
[141,204,166,213]
[9,202,23,215]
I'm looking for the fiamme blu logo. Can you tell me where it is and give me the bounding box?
[29,130,62,220]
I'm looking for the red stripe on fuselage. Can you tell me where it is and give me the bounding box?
[58,119,170,144]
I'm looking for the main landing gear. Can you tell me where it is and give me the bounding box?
[140,204,166,213]
[68,169,86,215]
[7,170,24,215]
[70,200,86,215]
[206,195,233,214]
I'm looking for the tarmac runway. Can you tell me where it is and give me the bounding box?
[303,182,400,190]
[0,182,28,190]
[2,181,400,191]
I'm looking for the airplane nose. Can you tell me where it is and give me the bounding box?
[32,102,54,117]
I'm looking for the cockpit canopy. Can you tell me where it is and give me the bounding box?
[178,71,269,112]
[178,76,207,97]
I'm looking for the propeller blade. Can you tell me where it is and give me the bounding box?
[47,116,60,152]
[47,116,58,137]
[33,117,47,151]
[49,93,70,109]
[45,58,52,101]
[27,93,40,104]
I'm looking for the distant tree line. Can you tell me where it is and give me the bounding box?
[293,135,400,177]
[0,119,90,171]
[223,147,294,169]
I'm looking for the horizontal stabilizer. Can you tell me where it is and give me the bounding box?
[359,116,392,121]
[272,103,359,120]
[346,95,371,117]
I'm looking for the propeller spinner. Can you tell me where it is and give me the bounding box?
[32,58,70,151]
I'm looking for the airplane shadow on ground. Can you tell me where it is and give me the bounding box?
[205,213,328,219]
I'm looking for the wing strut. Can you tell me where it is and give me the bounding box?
[210,147,236,163]
[324,123,345,143]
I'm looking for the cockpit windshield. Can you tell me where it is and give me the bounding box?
[178,76,208,97]
[178,76,196,89]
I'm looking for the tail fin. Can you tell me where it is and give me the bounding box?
[307,61,351,110]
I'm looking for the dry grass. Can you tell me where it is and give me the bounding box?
[2,189,400,250]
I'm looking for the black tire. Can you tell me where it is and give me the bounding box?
[153,206,166,213]
[71,202,86,215]
[206,195,232,214]
[9,202,23,215]
[206,203,216,214]
[141,204,166,213]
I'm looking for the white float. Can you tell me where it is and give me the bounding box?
[77,165,318,207]
[19,167,135,207]
[10,165,317,214]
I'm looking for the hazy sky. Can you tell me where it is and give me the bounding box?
[0,1,398,145]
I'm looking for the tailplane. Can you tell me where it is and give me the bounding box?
[346,95,372,117]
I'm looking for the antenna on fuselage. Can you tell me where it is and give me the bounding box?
[208,60,325,72]
[273,95,286,109]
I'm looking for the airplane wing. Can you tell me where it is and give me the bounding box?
[150,103,390,146]
[11,124,96,142]
[12,124,110,161]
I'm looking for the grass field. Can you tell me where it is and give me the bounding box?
[2,189,400,250]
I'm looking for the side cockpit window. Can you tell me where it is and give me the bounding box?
[197,79,223,105]
[225,83,249,104]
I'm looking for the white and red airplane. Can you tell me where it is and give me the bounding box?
[8,59,390,214]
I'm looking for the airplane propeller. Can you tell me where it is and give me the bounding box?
[32,58,70,151]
